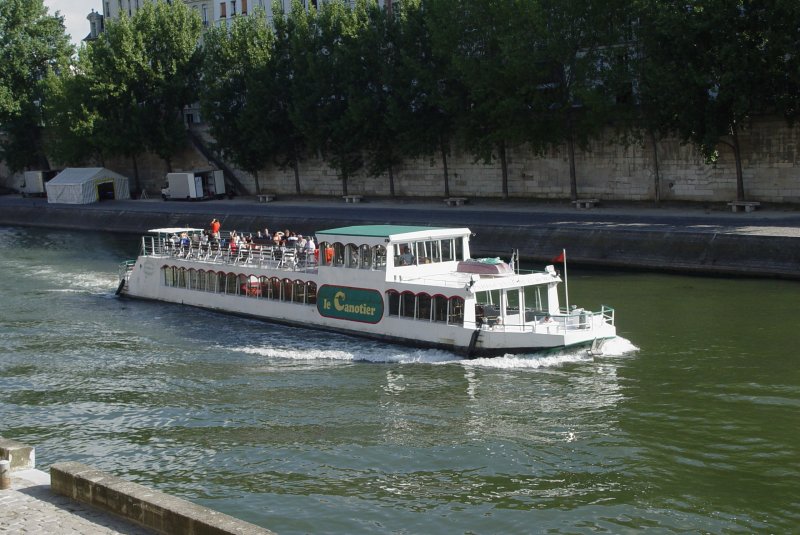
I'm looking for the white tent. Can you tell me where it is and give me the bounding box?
[45,167,131,204]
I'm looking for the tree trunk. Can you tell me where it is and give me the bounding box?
[567,130,577,201]
[253,170,261,195]
[731,125,745,201]
[499,141,508,199]
[293,157,301,195]
[440,135,450,198]
[388,164,396,197]
[342,173,348,197]
[648,129,661,204]
[164,157,173,173]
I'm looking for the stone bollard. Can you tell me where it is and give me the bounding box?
[0,460,10,490]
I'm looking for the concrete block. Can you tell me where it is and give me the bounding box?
[0,437,35,470]
[51,462,275,535]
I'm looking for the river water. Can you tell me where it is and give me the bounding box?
[1,226,797,533]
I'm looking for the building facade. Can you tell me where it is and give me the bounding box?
[96,0,395,29]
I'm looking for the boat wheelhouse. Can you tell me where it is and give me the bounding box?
[118,225,616,357]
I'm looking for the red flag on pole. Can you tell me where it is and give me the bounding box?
[552,251,565,263]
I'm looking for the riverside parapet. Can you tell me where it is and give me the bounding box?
[0,196,798,279]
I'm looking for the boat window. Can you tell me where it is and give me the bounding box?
[282,278,293,301]
[448,297,465,325]
[386,290,400,316]
[359,244,372,269]
[454,237,464,261]
[400,292,416,318]
[432,295,448,322]
[429,241,441,263]
[208,272,225,293]
[395,242,415,266]
[177,268,188,288]
[417,294,432,321]
[373,245,386,269]
[505,289,521,315]
[333,242,345,267]
[270,277,281,299]
[196,270,207,291]
[163,266,175,287]
[414,241,426,263]
[293,280,305,303]
[306,282,317,305]
[346,243,359,268]
[523,285,548,313]
[259,276,269,297]
[441,239,454,262]
[225,273,238,294]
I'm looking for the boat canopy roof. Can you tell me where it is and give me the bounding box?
[316,225,470,244]
[148,227,204,235]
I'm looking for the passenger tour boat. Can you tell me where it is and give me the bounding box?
[117,225,616,357]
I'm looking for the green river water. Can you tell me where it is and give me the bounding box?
[0,226,798,533]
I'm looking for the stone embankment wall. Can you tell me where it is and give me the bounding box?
[3,115,799,203]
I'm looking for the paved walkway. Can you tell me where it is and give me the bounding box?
[0,469,152,534]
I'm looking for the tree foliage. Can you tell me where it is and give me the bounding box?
[45,0,201,191]
[0,0,72,171]
[29,0,800,200]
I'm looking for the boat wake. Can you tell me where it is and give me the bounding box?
[235,336,638,369]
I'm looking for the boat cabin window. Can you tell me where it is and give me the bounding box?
[386,290,465,325]
[373,245,387,269]
[345,243,359,268]
[317,240,386,271]
[394,237,465,266]
[333,242,345,267]
[358,244,371,269]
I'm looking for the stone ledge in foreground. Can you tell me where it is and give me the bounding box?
[50,461,275,535]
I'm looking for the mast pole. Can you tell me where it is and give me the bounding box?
[563,249,569,313]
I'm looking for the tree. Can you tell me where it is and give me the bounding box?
[289,0,365,196]
[46,1,201,191]
[262,3,308,194]
[200,7,274,194]
[350,0,403,196]
[134,0,202,171]
[393,0,464,197]
[435,0,546,199]
[537,0,628,201]
[43,65,105,166]
[0,0,72,172]
[638,0,792,201]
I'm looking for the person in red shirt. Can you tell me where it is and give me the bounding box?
[210,218,221,240]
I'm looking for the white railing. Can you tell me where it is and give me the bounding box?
[468,305,615,334]
[139,236,319,273]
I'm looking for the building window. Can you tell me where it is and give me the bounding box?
[231,0,236,17]
[242,0,248,15]
[220,2,226,17]
[202,5,208,25]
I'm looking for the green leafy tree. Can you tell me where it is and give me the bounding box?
[394,0,464,197]
[638,0,795,201]
[262,3,308,194]
[134,0,202,171]
[289,0,365,196]
[47,1,200,191]
[435,0,547,198]
[348,0,403,196]
[0,0,72,172]
[43,64,105,166]
[536,0,628,201]
[200,7,274,194]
